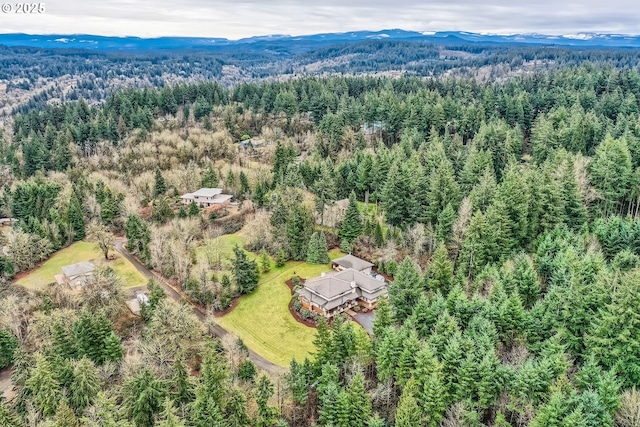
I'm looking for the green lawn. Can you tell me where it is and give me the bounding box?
[209,233,249,259]
[16,241,147,290]
[193,233,254,279]
[357,201,379,217]
[217,249,343,367]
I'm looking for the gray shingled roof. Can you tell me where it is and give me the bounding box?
[324,293,359,310]
[334,269,386,293]
[304,275,356,300]
[333,254,374,272]
[297,287,359,311]
[62,262,96,278]
[299,267,388,311]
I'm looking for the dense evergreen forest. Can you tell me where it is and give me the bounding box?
[7,39,640,114]
[2,63,640,426]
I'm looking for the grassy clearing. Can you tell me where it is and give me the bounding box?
[110,256,148,289]
[212,233,248,258]
[16,241,147,290]
[217,249,343,367]
[357,201,389,236]
[357,201,380,218]
[192,233,253,280]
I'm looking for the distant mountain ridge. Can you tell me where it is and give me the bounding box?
[2,30,640,53]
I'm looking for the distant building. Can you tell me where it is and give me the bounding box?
[0,218,18,226]
[361,121,385,136]
[296,255,386,318]
[322,198,349,227]
[55,262,96,288]
[126,292,149,316]
[240,138,267,150]
[180,188,233,207]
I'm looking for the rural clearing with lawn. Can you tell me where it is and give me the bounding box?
[217,248,343,366]
[15,241,147,290]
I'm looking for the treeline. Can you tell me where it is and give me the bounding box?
[0,45,224,85]
[7,81,227,175]
[7,39,640,113]
[0,173,127,278]
[293,41,640,76]
[11,64,640,166]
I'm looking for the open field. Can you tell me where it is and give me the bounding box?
[217,249,343,366]
[15,241,147,290]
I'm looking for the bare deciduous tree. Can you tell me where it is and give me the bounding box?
[452,197,473,261]
[88,221,115,260]
[80,267,127,320]
[150,227,174,277]
[171,239,193,288]
[574,155,598,209]
[143,299,204,364]
[0,294,31,342]
[243,209,277,253]
[404,223,428,259]
[616,387,640,427]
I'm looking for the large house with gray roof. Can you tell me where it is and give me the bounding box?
[297,255,387,318]
[180,188,233,208]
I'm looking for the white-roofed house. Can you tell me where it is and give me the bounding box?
[180,188,233,208]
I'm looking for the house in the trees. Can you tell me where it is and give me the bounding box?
[180,188,233,208]
[321,198,349,227]
[361,121,385,136]
[297,255,387,318]
[0,218,18,226]
[332,254,374,274]
[126,292,149,316]
[55,262,96,288]
[240,138,267,150]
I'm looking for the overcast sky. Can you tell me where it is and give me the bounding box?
[1,0,639,38]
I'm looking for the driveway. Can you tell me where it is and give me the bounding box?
[351,311,376,335]
[114,238,285,374]
[0,368,14,401]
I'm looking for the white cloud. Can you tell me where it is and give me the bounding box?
[1,0,639,38]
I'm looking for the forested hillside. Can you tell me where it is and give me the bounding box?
[5,38,640,116]
[1,64,640,426]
